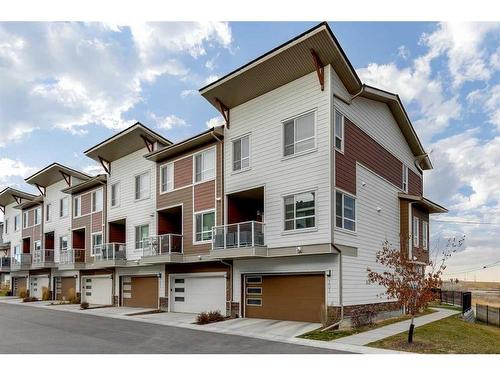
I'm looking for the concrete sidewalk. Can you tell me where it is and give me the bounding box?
[332,308,459,346]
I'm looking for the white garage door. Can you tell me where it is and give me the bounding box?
[81,276,113,305]
[170,274,226,314]
[30,276,49,300]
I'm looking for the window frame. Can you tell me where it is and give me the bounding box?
[134,171,151,201]
[14,215,20,232]
[134,224,149,250]
[59,236,68,251]
[73,196,82,218]
[45,203,51,222]
[422,221,428,250]
[402,165,409,193]
[413,217,420,247]
[60,197,68,218]
[23,211,29,229]
[283,190,317,232]
[282,110,317,158]
[232,134,251,172]
[4,218,8,234]
[334,109,345,152]
[110,182,120,208]
[194,209,216,244]
[193,147,216,184]
[335,190,357,233]
[34,240,41,251]
[91,189,103,213]
[34,207,41,226]
[91,232,103,256]
[160,163,174,193]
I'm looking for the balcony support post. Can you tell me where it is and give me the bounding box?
[252,221,255,247]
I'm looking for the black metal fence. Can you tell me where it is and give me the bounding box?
[440,290,472,313]
[476,304,500,327]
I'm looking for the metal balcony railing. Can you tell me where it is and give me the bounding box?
[32,249,55,264]
[93,243,126,262]
[212,221,265,250]
[11,253,32,270]
[142,234,183,257]
[59,249,86,264]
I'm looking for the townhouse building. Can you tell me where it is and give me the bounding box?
[0,222,10,286]
[1,22,446,324]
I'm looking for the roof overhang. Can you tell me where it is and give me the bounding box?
[14,195,43,210]
[61,175,107,195]
[145,127,224,163]
[199,22,362,109]
[399,193,448,214]
[84,122,173,163]
[0,187,36,207]
[25,163,91,187]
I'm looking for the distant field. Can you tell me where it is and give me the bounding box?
[442,281,500,307]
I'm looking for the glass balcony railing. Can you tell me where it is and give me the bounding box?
[93,243,126,262]
[32,249,55,265]
[212,221,265,250]
[142,234,183,257]
[59,249,86,265]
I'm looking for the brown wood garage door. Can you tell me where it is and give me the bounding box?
[244,274,325,323]
[13,277,27,296]
[57,277,76,301]
[123,276,159,309]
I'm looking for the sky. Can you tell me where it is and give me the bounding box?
[0,21,499,281]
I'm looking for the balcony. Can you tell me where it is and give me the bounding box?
[58,249,86,270]
[141,234,183,264]
[87,243,127,268]
[0,256,10,272]
[31,249,55,269]
[11,253,32,271]
[211,221,267,258]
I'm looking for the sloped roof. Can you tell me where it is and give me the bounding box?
[25,162,91,187]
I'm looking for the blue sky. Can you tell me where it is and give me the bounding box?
[0,22,499,280]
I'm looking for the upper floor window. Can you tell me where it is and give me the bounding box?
[135,225,149,249]
[34,207,41,226]
[402,165,409,193]
[413,217,420,247]
[135,172,150,200]
[111,183,120,207]
[23,211,29,229]
[46,204,51,222]
[160,163,174,193]
[92,189,103,212]
[334,110,344,151]
[283,111,315,157]
[336,191,356,232]
[284,191,316,231]
[59,236,68,251]
[194,148,215,183]
[34,240,41,251]
[195,211,215,242]
[4,218,8,234]
[14,215,19,232]
[91,232,103,256]
[74,196,82,218]
[422,221,428,250]
[60,197,68,218]
[14,244,20,255]
[232,135,250,172]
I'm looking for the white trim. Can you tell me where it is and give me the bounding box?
[334,189,357,234]
[281,108,317,159]
[193,209,216,245]
[159,162,174,194]
[110,181,120,208]
[192,146,217,185]
[413,216,420,248]
[402,164,409,193]
[231,133,251,173]
[134,170,151,202]
[91,231,103,257]
[334,108,345,153]
[422,220,429,251]
[282,188,317,233]
[91,188,103,213]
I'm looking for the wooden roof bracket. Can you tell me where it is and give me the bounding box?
[35,183,46,197]
[98,156,111,175]
[311,49,324,91]
[12,195,22,205]
[140,134,155,153]
[215,97,230,129]
[60,171,71,187]
[0,205,4,214]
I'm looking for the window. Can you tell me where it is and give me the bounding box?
[46,204,51,222]
[232,135,250,171]
[135,172,150,200]
[14,215,20,232]
[60,197,68,217]
[4,219,8,234]
[246,298,262,306]
[59,236,68,251]
[402,165,409,193]
[34,240,41,251]
[422,221,428,250]
[284,191,316,231]
[111,183,120,207]
[23,211,29,228]
[246,287,262,295]
[14,245,20,255]
[283,111,315,156]
[194,148,215,183]
[195,211,215,242]
[160,163,174,193]
[91,233,103,256]
[334,110,344,151]
[135,225,149,249]
[34,207,41,225]
[73,196,81,218]
[413,217,420,247]
[335,191,356,232]
[246,276,262,284]
[92,189,103,212]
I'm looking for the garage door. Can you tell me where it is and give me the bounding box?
[81,276,113,305]
[30,276,50,300]
[13,277,27,296]
[170,274,226,314]
[244,274,325,323]
[56,277,76,301]
[122,276,159,309]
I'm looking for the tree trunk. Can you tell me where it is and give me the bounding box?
[408,315,415,343]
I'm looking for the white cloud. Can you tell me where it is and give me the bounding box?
[467,84,500,130]
[150,113,189,130]
[82,164,105,176]
[204,74,220,85]
[0,158,37,189]
[205,115,224,129]
[180,89,198,98]
[397,45,410,60]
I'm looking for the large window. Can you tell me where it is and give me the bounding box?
[92,233,103,256]
[34,240,41,251]
[92,189,103,212]
[160,163,174,193]
[60,197,68,217]
[73,196,81,218]
[336,191,356,232]
[413,217,420,247]
[34,207,41,226]
[111,182,120,207]
[422,221,428,250]
[46,204,51,222]
[284,191,316,231]
[4,218,8,234]
[232,135,250,172]
[283,111,315,157]
[135,172,150,200]
[402,165,409,193]
[135,225,149,249]
[194,148,215,183]
[59,236,68,251]
[23,211,29,228]
[334,110,344,151]
[14,215,19,232]
[195,211,215,242]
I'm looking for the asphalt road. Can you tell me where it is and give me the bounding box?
[0,303,347,354]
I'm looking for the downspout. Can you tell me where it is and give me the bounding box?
[321,247,343,331]
[219,259,233,316]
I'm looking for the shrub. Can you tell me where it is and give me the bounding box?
[350,305,377,328]
[23,296,38,303]
[80,302,89,310]
[197,310,225,325]
[41,286,50,301]
[18,287,28,299]
[67,288,80,304]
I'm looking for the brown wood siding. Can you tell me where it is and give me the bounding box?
[194,180,215,212]
[408,169,423,196]
[412,206,430,263]
[174,156,193,189]
[91,212,103,233]
[81,193,91,216]
[123,276,159,309]
[21,205,42,245]
[244,274,325,323]
[399,199,410,252]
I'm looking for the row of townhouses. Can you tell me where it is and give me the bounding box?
[0,23,446,323]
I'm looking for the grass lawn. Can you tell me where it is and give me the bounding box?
[0,290,8,297]
[369,314,500,354]
[428,302,463,311]
[299,308,435,341]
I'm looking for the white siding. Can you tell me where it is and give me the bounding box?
[3,202,22,257]
[107,147,157,261]
[114,265,165,298]
[335,164,399,306]
[225,68,332,248]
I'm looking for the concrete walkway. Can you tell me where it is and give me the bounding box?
[333,308,459,346]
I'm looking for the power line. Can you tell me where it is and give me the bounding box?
[431,219,500,226]
[443,261,500,276]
